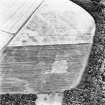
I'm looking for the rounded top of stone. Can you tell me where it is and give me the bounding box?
[9,0,96,46]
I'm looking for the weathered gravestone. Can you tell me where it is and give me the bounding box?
[0,0,95,97]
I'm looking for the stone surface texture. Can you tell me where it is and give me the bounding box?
[9,0,95,46]
[62,0,105,105]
